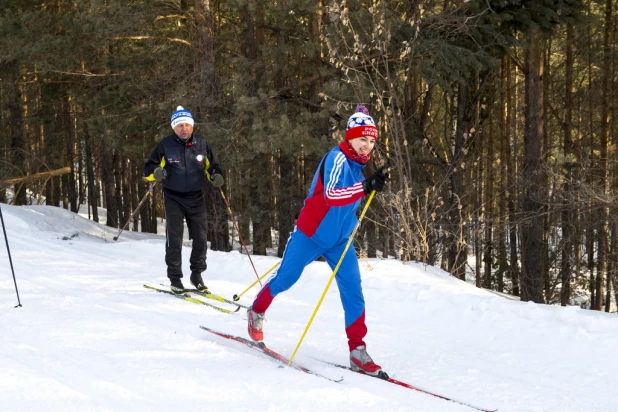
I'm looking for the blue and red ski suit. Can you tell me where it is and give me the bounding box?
[251,143,369,351]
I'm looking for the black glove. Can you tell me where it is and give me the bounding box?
[153,167,167,182]
[211,173,224,187]
[208,167,224,187]
[362,167,389,194]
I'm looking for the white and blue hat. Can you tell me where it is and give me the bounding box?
[345,105,378,140]
[170,106,194,129]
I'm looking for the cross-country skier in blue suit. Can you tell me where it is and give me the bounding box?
[247,105,389,376]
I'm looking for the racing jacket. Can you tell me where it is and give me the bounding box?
[295,144,367,248]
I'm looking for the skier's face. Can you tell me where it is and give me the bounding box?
[349,136,376,155]
[174,123,193,139]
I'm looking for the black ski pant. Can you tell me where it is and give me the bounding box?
[163,190,208,280]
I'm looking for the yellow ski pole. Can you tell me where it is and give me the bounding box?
[232,261,280,302]
[287,190,377,365]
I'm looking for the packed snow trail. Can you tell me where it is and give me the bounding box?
[1,204,617,411]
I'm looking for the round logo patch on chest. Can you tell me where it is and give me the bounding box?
[196,154,204,162]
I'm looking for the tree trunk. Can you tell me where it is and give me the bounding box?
[561,24,575,306]
[365,208,377,258]
[206,185,228,252]
[277,153,300,257]
[251,155,272,255]
[7,63,27,205]
[84,121,98,223]
[131,163,139,231]
[520,27,545,303]
[613,222,618,311]
[64,97,78,212]
[113,152,125,225]
[447,82,471,280]
[100,141,119,228]
[594,0,613,311]
[587,227,596,308]
[506,54,520,296]
[483,99,494,290]
[474,126,483,288]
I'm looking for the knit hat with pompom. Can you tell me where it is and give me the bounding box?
[170,106,194,129]
[345,105,378,140]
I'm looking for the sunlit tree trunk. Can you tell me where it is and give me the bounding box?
[483,98,494,289]
[561,23,575,306]
[595,0,612,311]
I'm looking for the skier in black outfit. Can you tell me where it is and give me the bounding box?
[144,106,223,294]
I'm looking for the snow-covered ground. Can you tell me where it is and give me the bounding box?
[1,203,617,412]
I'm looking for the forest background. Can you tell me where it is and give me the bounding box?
[1,0,616,312]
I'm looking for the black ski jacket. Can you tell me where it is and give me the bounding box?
[144,133,222,195]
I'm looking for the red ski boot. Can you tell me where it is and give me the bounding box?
[247,308,265,342]
[350,345,383,377]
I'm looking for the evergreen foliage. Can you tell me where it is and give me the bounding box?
[3,0,618,310]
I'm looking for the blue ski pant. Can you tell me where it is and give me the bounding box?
[252,229,367,350]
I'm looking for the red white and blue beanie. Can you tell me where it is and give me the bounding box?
[345,105,378,141]
[170,105,194,129]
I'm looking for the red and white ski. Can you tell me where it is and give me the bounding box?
[316,358,497,412]
[199,326,342,383]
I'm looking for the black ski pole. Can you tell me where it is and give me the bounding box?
[0,203,22,308]
[113,183,153,241]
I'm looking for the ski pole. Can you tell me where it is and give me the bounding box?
[114,183,153,241]
[288,190,378,365]
[0,203,22,308]
[218,187,263,288]
[232,261,280,301]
